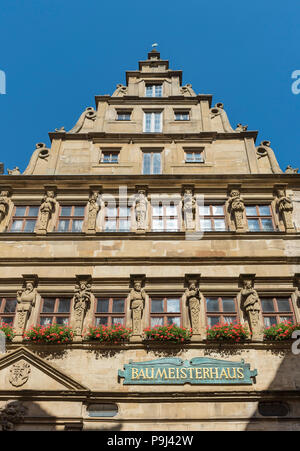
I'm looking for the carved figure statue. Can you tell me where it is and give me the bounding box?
[87,191,100,233]
[227,189,245,231]
[256,140,282,174]
[239,279,263,341]
[7,167,21,175]
[180,84,195,96]
[37,190,56,233]
[235,123,248,132]
[0,401,27,431]
[112,84,128,97]
[135,190,147,230]
[210,103,234,132]
[14,280,38,337]
[183,281,202,336]
[285,165,299,174]
[0,190,10,224]
[275,188,294,231]
[23,143,50,175]
[73,280,92,337]
[128,280,146,336]
[183,189,196,230]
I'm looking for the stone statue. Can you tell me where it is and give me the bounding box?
[135,190,147,231]
[183,280,203,338]
[0,190,10,224]
[210,103,234,132]
[37,190,57,234]
[285,165,299,174]
[180,84,195,96]
[112,84,128,97]
[0,401,27,431]
[235,123,248,132]
[7,167,21,175]
[128,280,146,337]
[238,278,263,341]
[14,279,38,340]
[256,140,282,174]
[182,188,196,230]
[73,279,92,339]
[23,143,50,175]
[87,191,100,234]
[68,107,97,133]
[227,189,245,231]
[275,188,294,231]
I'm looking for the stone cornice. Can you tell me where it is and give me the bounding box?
[95,94,213,105]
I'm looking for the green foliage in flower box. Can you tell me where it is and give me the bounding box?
[264,322,300,341]
[206,323,250,342]
[144,324,192,343]
[23,324,74,343]
[85,324,132,343]
[0,322,15,341]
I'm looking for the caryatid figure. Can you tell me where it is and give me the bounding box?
[227,189,245,232]
[182,279,205,340]
[87,191,100,233]
[37,190,56,233]
[128,280,146,337]
[275,188,294,232]
[183,189,196,231]
[135,190,147,231]
[13,278,38,341]
[0,190,10,225]
[238,278,264,342]
[73,279,92,339]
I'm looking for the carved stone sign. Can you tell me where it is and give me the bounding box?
[118,357,257,385]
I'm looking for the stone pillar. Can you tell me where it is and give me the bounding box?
[36,186,57,235]
[71,275,92,342]
[182,274,206,341]
[238,274,264,342]
[274,184,295,233]
[128,274,146,342]
[226,185,246,232]
[13,275,39,343]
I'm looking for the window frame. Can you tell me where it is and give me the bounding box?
[174,111,190,121]
[94,296,127,327]
[151,202,180,232]
[0,297,17,326]
[8,205,39,233]
[149,296,182,328]
[100,150,120,164]
[104,203,131,232]
[116,111,131,121]
[39,296,72,326]
[145,83,163,98]
[185,150,204,163]
[198,203,227,232]
[204,296,240,328]
[142,150,162,174]
[260,296,295,326]
[143,111,163,133]
[55,205,86,233]
[245,204,276,232]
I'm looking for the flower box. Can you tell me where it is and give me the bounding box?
[206,323,250,342]
[144,324,192,344]
[23,324,74,344]
[0,322,15,341]
[264,322,300,341]
[85,324,132,343]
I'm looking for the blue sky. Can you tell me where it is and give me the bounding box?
[0,0,299,173]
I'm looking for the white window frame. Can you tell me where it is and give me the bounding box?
[145,84,163,97]
[143,111,163,133]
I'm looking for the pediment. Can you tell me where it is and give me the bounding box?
[0,347,89,393]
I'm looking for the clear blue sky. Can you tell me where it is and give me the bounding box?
[0,0,299,173]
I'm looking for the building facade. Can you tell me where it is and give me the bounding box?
[0,49,300,431]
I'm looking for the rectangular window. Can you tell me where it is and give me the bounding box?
[95,297,126,326]
[9,205,39,232]
[116,111,131,121]
[151,202,179,231]
[100,151,120,164]
[56,205,85,233]
[143,151,162,174]
[104,204,131,232]
[175,111,190,121]
[0,298,17,326]
[145,84,162,97]
[39,297,71,326]
[246,205,275,232]
[185,150,204,163]
[198,204,227,231]
[205,297,239,328]
[150,297,181,327]
[144,112,162,133]
[261,297,295,327]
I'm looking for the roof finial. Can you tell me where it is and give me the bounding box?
[152,43,158,49]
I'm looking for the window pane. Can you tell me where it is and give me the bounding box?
[145,86,153,97]
[74,206,85,217]
[143,153,151,174]
[107,206,117,217]
[214,219,226,231]
[166,219,178,231]
[40,317,53,326]
[56,317,69,325]
[151,299,164,313]
[261,299,275,312]
[248,219,260,231]
[212,205,224,216]
[207,316,220,327]
[152,219,164,231]
[261,219,274,231]
[95,317,108,326]
[206,298,220,312]
[96,299,109,313]
[280,316,293,323]
[112,299,124,313]
[154,113,162,132]
[60,206,72,216]
[276,298,291,312]
[194,152,203,162]
[105,219,117,231]
[10,220,23,232]
[264,316,277,327]
[167,299,180,313]
[167,316,180,326]
[199,205,210,216]
[223,316,236,324]
[185,152,194,162]
[4,299,17,313]
[24,220,36,232]
[151,317,164,327]
[28,206,39,217]
[42,299,56,313]
[144,113,152,132]
[246,206,257,216]
[153,205,163,216]
[58,299,71,313]
[155,85,162,97]
[0,316,14,326]
[112,317,124,325]
[200,219,212,231]
[57,220,69,232]
[222,298,236,312]
[258,205,271,216]
[166,205,177,216]
[119,219,131,231]
[72,220,83,232]
[119,206,130,217]
[15,206,26,216]
[153,152,161,173]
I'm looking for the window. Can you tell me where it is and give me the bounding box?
[39,297,72,326]
[95,297,126,326]
[87,404,118,418]
[185,150,204,163]
[261,297,295,327]
[198,204,227,231]
[116,111,131,121]
[100,150,119,164]
[246,205,275,232]
[104,204,131,232]
[205,297,239,328]
[0,298,17,326]
[175,111,190,121]
[9,206,39,232]
[56,206,85,232]
[144,112,162,133]
[145,84,162,97]
[150,297,181,327]
[151,203,179,231]
[143,151,162,174]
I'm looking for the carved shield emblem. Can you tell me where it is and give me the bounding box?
[9,361,31,387]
